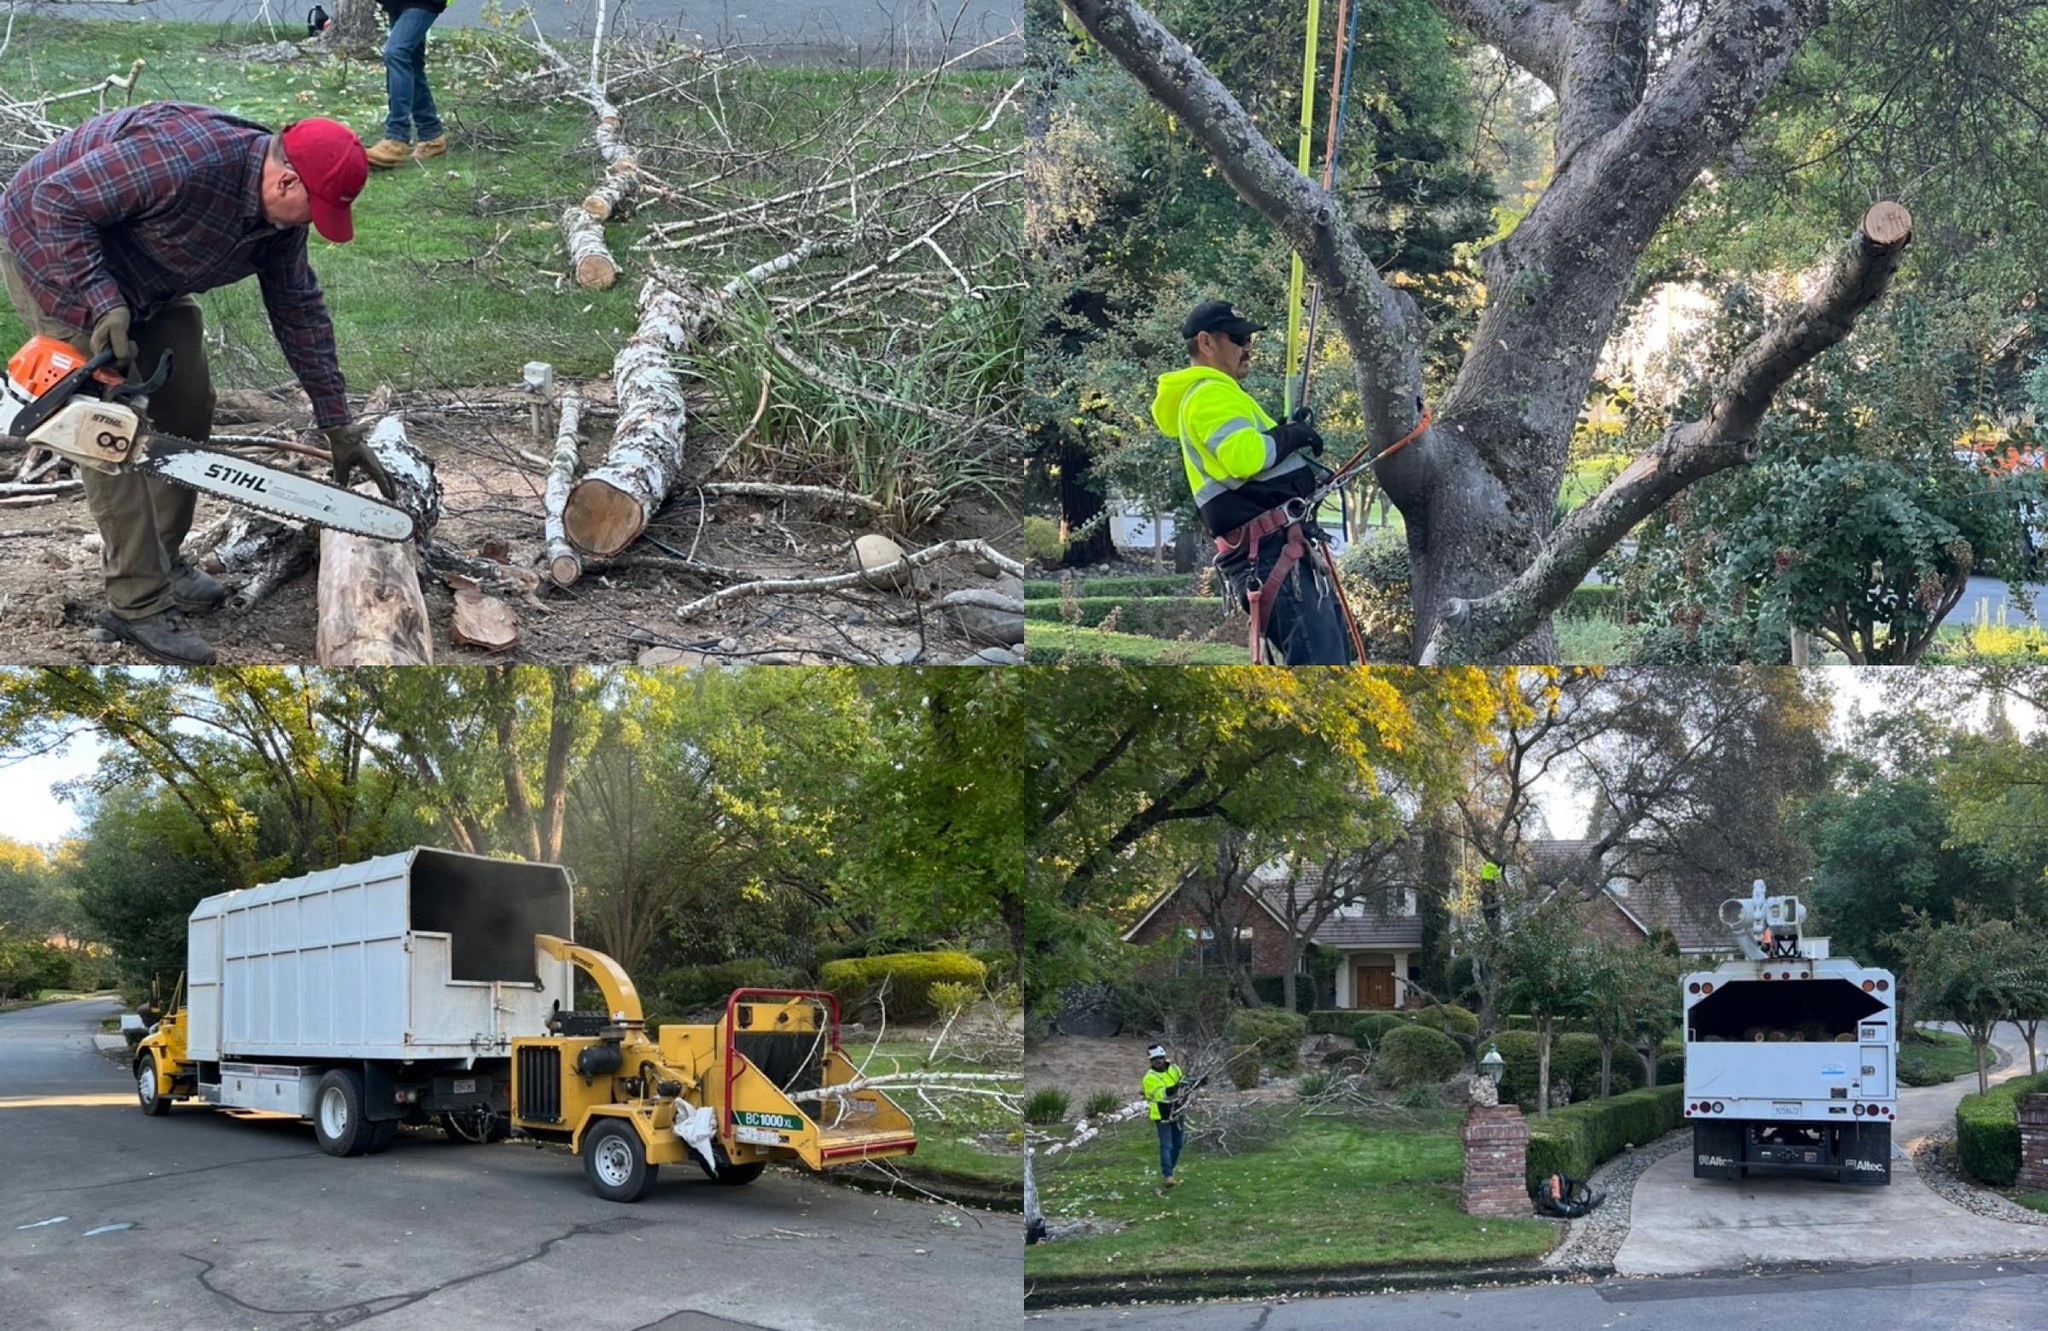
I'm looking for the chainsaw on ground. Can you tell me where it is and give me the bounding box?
[0,335,414,542]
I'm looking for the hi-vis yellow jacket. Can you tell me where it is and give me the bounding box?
[1142,1062,1184,1122]
[1150,366,1314,537]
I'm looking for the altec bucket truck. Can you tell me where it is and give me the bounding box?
[131,849,916,1201]
[1684,882,1897,1184]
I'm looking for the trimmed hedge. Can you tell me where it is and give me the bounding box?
[1023,624,1250,665]
[1023,574,1201,600]
[1348,1012,1414,1047]
[1414,1003,1480,1038]
[1501,1013,1597,1037]
[1956,1070,2048,1185]
[1308,1010,1364,1037]
[1655,1039,1684,1088]
[818,951,986,1022]
[1225,1007,1308,1073]
[1020,596,1221,639]
[1525,1084,1685,1193]
[1378,1024,1464,1085]
[1489,1030,1543,1104]
[1551,1032,1645,1099]
[1563,583,1624,621]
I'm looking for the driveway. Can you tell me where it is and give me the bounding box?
[1615,1022,2048,1275]
[0,997,1019,1331]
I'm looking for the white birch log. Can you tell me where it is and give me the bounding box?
[562,279,694,557]
[581,106,639,221]
[561,205,619,290]
[316,414,440,666]
[542,387,585,586]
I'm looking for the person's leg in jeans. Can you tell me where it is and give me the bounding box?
[1156,1118,1176,1179]
[1167,1119,1186,1175]
[381,7,441,146]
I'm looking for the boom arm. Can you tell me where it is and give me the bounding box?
[534,933,643,1024]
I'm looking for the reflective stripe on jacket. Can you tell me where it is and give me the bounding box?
[1150,365,1313,536]
[1142,1063,1183,1121]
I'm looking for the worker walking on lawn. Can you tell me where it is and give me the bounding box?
[1144,1044,1187,1188]
[1151,299,1355,665]
[365,0,450,167]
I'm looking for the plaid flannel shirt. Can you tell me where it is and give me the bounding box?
[0,102,350,426]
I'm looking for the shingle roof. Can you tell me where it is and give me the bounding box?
[1251,863,1423,950]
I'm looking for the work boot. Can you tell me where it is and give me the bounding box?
[364,137,410,168]
[412,135,447,161]
[96,608,217,665]
[169,558,228,614]
[1162,1175,1178,1189]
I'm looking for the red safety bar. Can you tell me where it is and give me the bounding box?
[722,988,841,1139]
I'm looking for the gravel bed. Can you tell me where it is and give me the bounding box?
[1911,1133,2048,1228]
[1538,1129,1689,1272]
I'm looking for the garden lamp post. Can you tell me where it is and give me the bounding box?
[1480,1043,1504,1088]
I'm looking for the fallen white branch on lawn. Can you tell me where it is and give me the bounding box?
[542,387,584,586]
[672,538,1022,620]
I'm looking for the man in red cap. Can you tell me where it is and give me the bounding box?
[0,104,393,664]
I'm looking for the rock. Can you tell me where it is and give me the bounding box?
[850,533,911,592]
[637,647,713,666]
[938,588,1023,646]
[996,574,1025,601]
[955,646,1025,666]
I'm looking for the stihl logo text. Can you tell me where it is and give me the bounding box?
[203,462,269,493]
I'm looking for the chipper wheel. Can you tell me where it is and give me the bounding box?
[583,1119,660,1202]
[695,1141,766,1186]
[135,1053,170,1117]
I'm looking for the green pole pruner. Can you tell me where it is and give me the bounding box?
[1283,0,1322,417]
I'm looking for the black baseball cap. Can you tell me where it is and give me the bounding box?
[1181,299,1267,340]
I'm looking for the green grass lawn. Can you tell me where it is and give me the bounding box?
[1024,1111,1555,1280]
[1024,624,1250,664]
[1899,1026,1985,1086]
[2014,1192,2048,1214]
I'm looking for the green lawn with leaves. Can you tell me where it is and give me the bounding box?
[1899,1025,1986,1086]
[857,1039,1015,1189]
[1024,1110,1555,1280]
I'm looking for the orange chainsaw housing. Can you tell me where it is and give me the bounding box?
[6,335,122,399]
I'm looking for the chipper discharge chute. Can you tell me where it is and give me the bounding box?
[511,935,917,1202]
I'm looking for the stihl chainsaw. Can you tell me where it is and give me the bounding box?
[0,335,414,542]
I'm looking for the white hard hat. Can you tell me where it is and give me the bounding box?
[1147,1044,1167,1059]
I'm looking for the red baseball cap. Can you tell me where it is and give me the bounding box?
[280,118,368,243]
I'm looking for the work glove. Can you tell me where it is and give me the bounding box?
[319,422,397,501]
[1269,413,1325,460]
[89,306,137,374]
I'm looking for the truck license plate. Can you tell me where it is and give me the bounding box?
[1773,1101,1802,1116]
[734,1126,784,1146]
[452,1078,476,1095]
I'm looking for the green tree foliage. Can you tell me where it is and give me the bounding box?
[1499,898,1586,1116]
[66,785,248,990]
[1579,934,1680,1096]
[1887,906,2039,1094]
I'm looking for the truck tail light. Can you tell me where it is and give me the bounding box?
[1877,979,1889,991]
[1854,1104,1865,1116]
[1701,982,1714,995]
[1863,980,1875,992]
[1712,1101,1724,1113]
[1689,982,1701,994]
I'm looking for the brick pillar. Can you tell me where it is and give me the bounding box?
[1460,1103,1530,1217]
[2019,1095,2048,1193]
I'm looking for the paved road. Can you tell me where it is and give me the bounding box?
[1616,1021,2048,1275]
[1026,1257,2048,1330]
[0,997,1020,1331]
[30,0,1026,63]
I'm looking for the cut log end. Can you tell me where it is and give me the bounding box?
[582,195,613,222]
[562,476,647,557]
[548,551,584,586]
[1862,201,1912,248]
[576,253,620,290]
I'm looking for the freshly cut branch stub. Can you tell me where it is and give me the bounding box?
[563,280,694,557]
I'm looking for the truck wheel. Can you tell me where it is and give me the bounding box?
[135,1055,170,1117]
[313,1069,372,1157]
[365,1118,400,1154]
[583,1120,659,1202]
[695,1142,766,1186]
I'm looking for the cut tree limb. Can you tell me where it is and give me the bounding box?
[542,387,584,585]
[673,538,1023,620]
[563,279,694,556]
[316,411,441,666]
[1424,202,1914,664]
[560,205,620,290]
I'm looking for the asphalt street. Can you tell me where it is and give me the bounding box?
[1024,1258,2048,1330]
[0,997,1021,1331]
[29,0,1026,63]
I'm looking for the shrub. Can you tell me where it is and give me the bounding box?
[646,960,807,1012]
[971,947,1018,990]
[1297,1070,1332,1098]
[1488,1030,1544,1105]
[1956,1071,2048,1185]
[1550,1033,1645,1100]
[1226,1044,1262,1089]
[1414,1003,1480,1039]
[1115,971,1234,1041]
[818,951,986,1023]
[1022,515,1065,564]
[1655,1039,1684,1088]
[927,981,980,1020]
[1083,1090,1122,1119]
[1024,1088,1071,1125]
[1525,1085,1685,1193]
[1308,1010,1364,1036]
[1378,1024,1464,1086]
[1398,1083,1446,1111]
[1348,1012,1413,1047]
[1249,975,1320,1012]
[1225,1006,1308,1073]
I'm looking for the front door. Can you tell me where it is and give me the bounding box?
[1355,962,1395,1008]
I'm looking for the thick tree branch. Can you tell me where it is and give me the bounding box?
[1432,0,1572,91]
[1551,0,1655,175]
[1061,0,1434,498]
[1425,202,1913,663]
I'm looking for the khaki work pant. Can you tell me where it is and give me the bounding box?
[0,247,215,619]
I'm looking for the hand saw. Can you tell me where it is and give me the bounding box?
[0,337,414,542]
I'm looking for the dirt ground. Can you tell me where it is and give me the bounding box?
[0,385,1021,665]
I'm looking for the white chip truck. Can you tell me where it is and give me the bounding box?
[1684,882,1896,1184]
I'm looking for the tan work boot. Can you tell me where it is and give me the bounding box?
[413,135,447,161]
[1162,1175,1178,1189]
[364,137,411,168]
